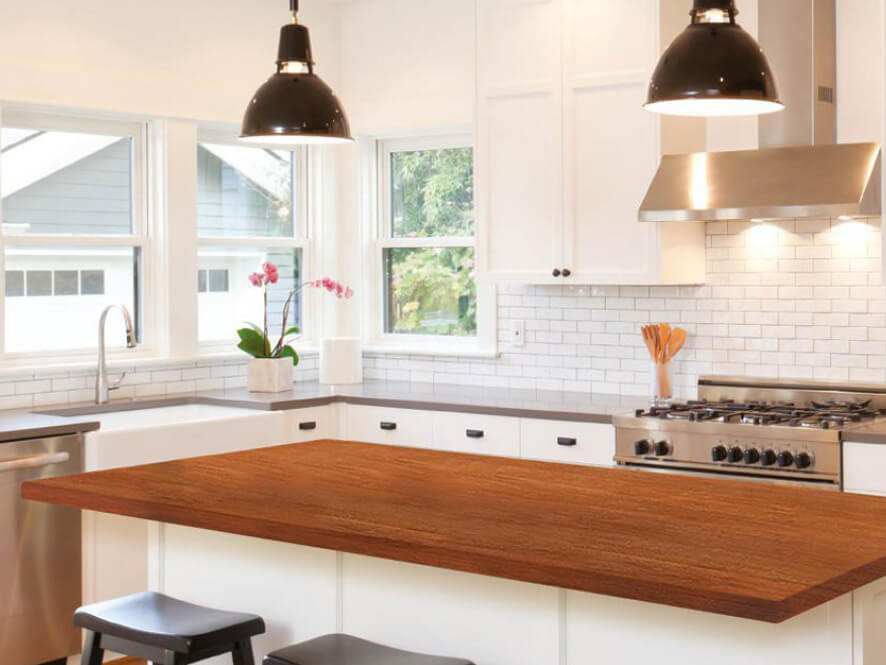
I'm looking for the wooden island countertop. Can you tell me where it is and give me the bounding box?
[21,440,886,623]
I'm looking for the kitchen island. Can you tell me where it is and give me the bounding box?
[22,440,886,665]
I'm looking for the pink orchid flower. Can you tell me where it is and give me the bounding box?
[262,262,279,284]
[248,272,265,287]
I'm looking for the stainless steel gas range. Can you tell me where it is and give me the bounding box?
[613,376,886,491]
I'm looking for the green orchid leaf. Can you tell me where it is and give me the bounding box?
[237,327,267,358]
[281,345,300,366]
[283,327,300,337]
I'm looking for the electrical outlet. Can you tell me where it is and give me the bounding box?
[510,320,525,348]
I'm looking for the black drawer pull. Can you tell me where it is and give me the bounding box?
[557,437,578,447]
[380,422,397,431]
[466,429,485,439]
[298,421,317,431]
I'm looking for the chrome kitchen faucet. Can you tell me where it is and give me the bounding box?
[95,304,137,405]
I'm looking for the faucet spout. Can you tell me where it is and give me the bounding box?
[96,304,137,405]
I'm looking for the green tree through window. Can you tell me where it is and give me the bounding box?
[383,145,476,337]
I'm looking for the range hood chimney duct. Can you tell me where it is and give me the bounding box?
[639,0,882,223]
[758,0,835,148]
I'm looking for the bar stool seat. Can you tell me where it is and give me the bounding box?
[75,591,264,665]
[264,634,474,665]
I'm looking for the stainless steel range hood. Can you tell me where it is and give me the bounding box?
[639,0,882,223]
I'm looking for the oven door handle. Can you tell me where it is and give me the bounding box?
[0,452,71,473]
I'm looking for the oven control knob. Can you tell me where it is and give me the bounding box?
[743,448,761,464]
[653,441,672,457]
[711,445,728,462]
[727,446,744,463]
[760,449,777,466]
[795,452,813,470]
[777,451,794,468]
[634,440,652,455]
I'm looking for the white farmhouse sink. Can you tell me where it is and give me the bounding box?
[91,404,257,431]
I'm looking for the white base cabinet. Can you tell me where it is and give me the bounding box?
[343,404,435,447]
[843,442,886,496]
[520,418,615,466]
[432,411,520,457]
[344,403,616,466]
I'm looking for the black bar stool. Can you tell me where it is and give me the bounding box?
[75,591,265,665]
[264,634,474,665]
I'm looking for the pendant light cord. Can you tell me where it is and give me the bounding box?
[290,0,299,22]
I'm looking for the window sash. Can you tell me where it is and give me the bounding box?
[370,135,485,349]
[377,134,474,245]
[195,131,314,352]
[196,131,309,242]
[0,109,151,360]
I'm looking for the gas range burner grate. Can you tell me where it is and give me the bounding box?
[635,398,886,429]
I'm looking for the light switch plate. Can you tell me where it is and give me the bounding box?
[509,320,525,348]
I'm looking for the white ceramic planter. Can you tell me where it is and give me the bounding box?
[248,357,294,393]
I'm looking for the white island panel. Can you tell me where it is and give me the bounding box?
[145,524,886,665]
[567,589,853,665]
[341,553,559,665]
[154,524,338,665]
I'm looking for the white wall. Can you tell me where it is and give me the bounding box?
[0,0,340,124]
[336,0,475,135]
[836,0,884,144]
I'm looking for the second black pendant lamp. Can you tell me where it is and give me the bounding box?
[645,0,783,117]
[241,0,352,144]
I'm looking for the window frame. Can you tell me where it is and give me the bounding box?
[195,129,317,353]
[0,107,155,364]
[364,134,496,356]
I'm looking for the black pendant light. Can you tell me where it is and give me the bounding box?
[645,0,783,117]
[241,0,352,144]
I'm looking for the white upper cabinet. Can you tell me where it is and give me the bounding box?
[476,0,564,283]
[477,0,706,285]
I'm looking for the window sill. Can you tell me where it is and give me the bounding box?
[0,346,320,379]
[362,344,500,360]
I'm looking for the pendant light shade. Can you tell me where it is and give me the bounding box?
[645,0,783,117]
[241,0,352,145]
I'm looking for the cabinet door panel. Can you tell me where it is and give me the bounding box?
[567,0,656,77]
[479,0,560,90]
[843,442,886,495]
[289,406,334,442]
[520,418,615,466]
[477,0,563,283]
[345,405,434,448]
[432,411,520,457]
[482,92,562,280]
[565,82,659,281]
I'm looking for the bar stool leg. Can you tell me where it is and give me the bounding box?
[232,638,256,665]
[80,631,104,665]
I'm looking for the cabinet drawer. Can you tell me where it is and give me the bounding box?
[345,405,434,448]
[288,406,333,442]
[843,442,886,495]
[432,412,520,457]
[520,419,615,467]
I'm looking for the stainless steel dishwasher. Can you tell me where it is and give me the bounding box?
[2,434,83,665]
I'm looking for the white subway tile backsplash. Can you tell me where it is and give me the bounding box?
[364,218,886,398]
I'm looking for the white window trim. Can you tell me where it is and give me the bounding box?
[0,107,158,366]
[195,128,319,356]
[362,134,497,357]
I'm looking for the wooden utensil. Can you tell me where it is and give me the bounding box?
[641,326,657,361]
[667,327,688,360]
[658,323,671,363]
